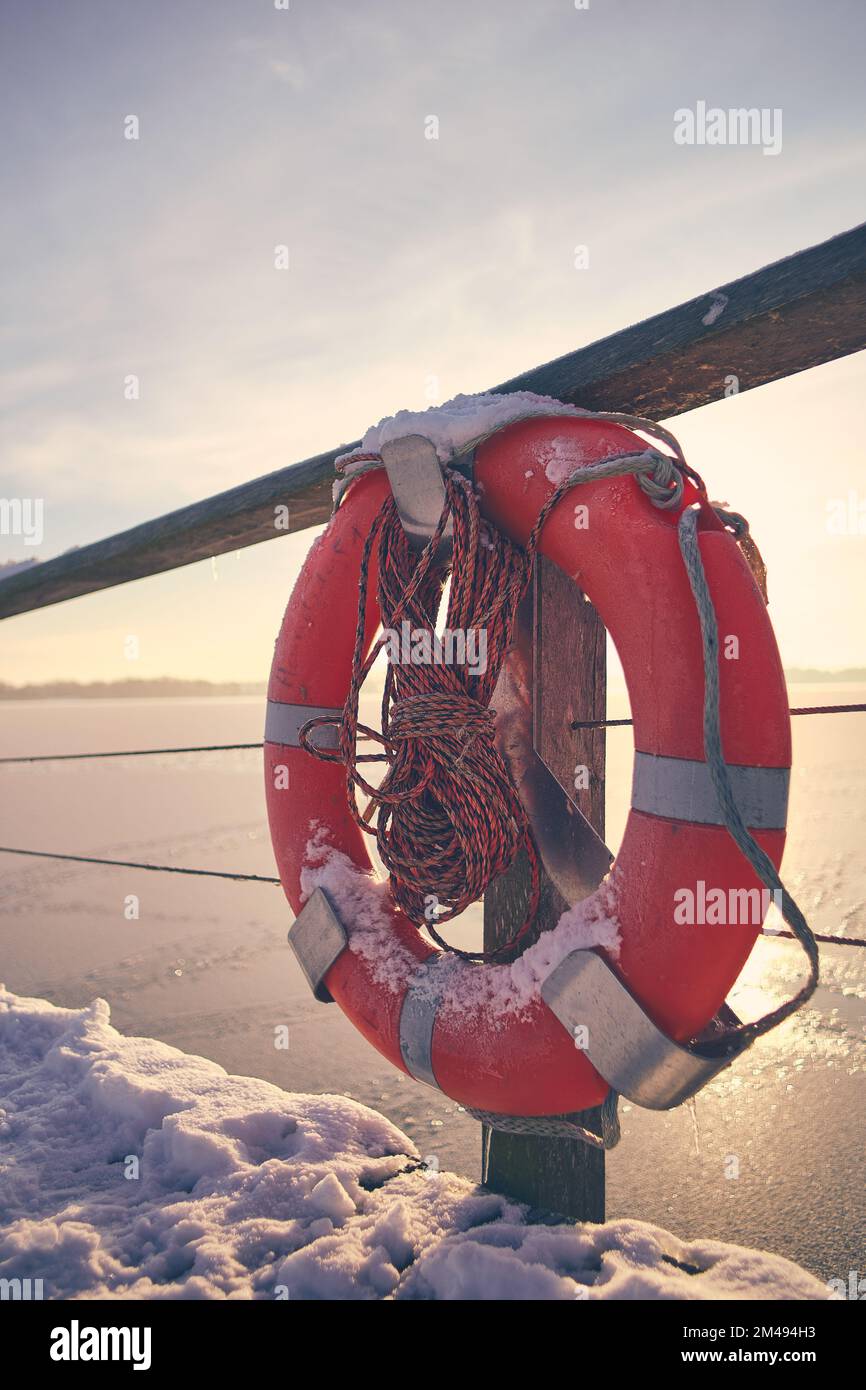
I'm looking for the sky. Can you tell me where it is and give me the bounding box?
[1,0,865,684]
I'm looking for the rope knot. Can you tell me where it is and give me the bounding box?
[636,450,684,509]
[376,683,524,932]
[387,691,493,748]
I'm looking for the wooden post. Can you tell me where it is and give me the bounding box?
[481,555,607,1221]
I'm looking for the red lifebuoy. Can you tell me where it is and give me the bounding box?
[265,416,790,1115]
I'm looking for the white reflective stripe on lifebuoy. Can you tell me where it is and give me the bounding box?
[398,963,444,1089]
[264,700,342,750]
[631,751,789,829]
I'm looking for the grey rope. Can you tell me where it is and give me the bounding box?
[468,1087,621,1150]
[677,504,819,1052]
[539,438,819,1059]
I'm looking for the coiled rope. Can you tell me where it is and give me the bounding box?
[303,471,539,960]
[467,1087,622,1149]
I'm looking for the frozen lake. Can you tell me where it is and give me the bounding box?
[0,685,863,1284]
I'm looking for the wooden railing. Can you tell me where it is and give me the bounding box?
[2,221,865,621]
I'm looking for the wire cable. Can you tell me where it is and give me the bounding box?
[0,742,262,765]
[572,703,866,729]
[0,847,862,946]
[0,704,863,764]
[0,846,280,884]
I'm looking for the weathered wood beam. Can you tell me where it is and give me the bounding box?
[496,219,866,416]
[0,445,349,621]
[2,220,865,621]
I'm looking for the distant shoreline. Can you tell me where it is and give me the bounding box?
[1,670,865,700]
[0,679,266,701]
[784,668,866,684]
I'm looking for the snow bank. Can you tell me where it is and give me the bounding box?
[0,988,828,1300]
[339,390,589,465]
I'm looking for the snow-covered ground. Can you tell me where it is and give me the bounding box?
[0,988,829,1301]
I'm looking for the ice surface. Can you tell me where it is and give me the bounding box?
[0,987,829,1300]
